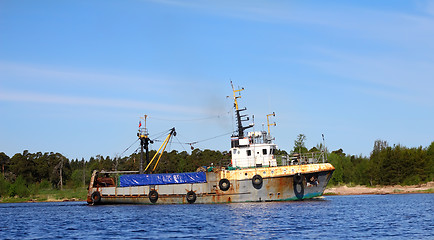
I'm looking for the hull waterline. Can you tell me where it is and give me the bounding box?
[87,164,335,205]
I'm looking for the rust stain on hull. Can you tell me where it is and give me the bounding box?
[87,163,334,205]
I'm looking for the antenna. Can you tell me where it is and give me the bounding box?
[230,81,251,138]
[139,115,148,135]
[322,133,327,163]
[230,81,244,111]
[138,114,153,174]
[266,112,276,135]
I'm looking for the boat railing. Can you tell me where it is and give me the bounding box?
[206,158,232,169]
[276,151,327,166]
[99,170,140,174]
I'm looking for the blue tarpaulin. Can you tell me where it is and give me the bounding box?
[119,172,207,187]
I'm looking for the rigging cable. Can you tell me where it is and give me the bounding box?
[150,129,173,140]
[174,135,188,152]
[167,135,174,152]
[155,131,234,149]
[119,139,139,158]
[148,114,229,122]
[186,131,235,145]
[130,146,140,163]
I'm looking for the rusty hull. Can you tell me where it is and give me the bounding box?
[87,163,334,204]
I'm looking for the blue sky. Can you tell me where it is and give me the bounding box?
[1,0,433,160]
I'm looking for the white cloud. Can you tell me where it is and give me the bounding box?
[147,0,434,49]
[0,61,176,87]
[145,0,314,25]
[0,89,205,115]
[300,50,434,106]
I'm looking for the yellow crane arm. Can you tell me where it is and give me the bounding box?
[144,128,176,173]
[152,137,171,172]
[267,112,276,135]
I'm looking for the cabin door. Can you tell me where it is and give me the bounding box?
[255,150,262,167]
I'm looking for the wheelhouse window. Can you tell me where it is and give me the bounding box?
[247,150,251,156]
[262,149,267,155]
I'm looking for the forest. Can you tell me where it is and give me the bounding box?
[327,140,433,186]
[1,137,433,198]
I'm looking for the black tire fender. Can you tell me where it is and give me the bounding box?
[252,174,263,189]
[149,190,159,203]
[293,174,304,200]
[219,178,230,191]
[186,191,197,204]
[91,191,101,204]
[294,173,303,184]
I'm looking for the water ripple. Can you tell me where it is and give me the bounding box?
[0,194,433,239]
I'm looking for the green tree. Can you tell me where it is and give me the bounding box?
[9,151,36,184]
[328,152,343,185]
[0,177,10,197]
[368,140,389,185]
[367,140,433,186]
[308,147,319,152]
[0,152,10,176]
[9,175,30,198]
[291,134,308,154]
[69,169,85,188]
[352,155,370,185]
[427,142,434,181]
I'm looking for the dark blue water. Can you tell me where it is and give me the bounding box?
[1,194,432,239]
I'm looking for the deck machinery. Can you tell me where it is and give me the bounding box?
[87,83,335,204]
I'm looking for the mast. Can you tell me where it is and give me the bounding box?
[138,115,153,174]
[266,112,276,135]
[265,112,276,143]
[230,81,253,138]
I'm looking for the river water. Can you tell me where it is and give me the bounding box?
[0,194,432,239]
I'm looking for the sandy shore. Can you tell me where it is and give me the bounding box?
[324,181,434,195]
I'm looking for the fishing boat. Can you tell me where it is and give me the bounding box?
[87,83,335,204]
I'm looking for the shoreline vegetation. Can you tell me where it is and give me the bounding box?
[0,183,433,204]
[0,187,87,203]
[1,139,433,203]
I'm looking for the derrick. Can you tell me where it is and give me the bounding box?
[230,81,253,138]
[144,127,176,173]
[138,115,153,174]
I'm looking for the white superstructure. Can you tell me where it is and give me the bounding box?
[230,131,277,168]
[229,82,278,168]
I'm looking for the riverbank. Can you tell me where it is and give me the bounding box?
[324,181,434,195]
[0,188,87,203]
[2,182,433,203]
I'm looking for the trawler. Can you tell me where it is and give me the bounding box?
[87,83,335,204]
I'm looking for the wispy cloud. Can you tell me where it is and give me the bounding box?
[147,0,434,48]
[0,61,175,88]
[300,49,434,106]
[0,60,213,106]
[0,60,232,118]
[0,89,205,115]
[145,0,310,25]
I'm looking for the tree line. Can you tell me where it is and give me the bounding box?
[0,149,230,198]
[1,138,433,198]
[289,134,433,186]
[327,140,434,186]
